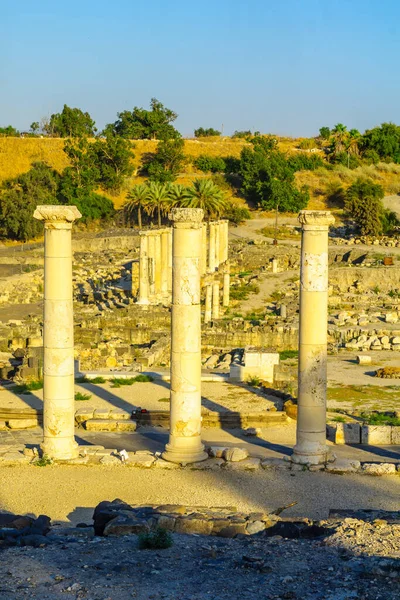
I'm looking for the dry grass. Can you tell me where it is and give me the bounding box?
[1,138,399,211]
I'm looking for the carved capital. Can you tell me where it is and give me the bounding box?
[298,210,335,229]
[169,208,204,224]
[33,205,82,229]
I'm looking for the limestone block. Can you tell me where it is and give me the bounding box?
[361,425,392,445]
[0,451,31,464]
[325,459,361,474]
[391,427,400,444]
[93,409,110,420]
[128,452,155,468]
[207,446,228,458]
[190,458,224,470]
[175,516,213,535]
[7,419,38,429]
[104,514,149,536]
[154,458,180,469]
[75,408,95,424]
[385,313,398,323]
[85,419,118,432]
[223,447,249,462]
[116,420,137,432]
[109,409,132,420]
[99,454,122,465]
[261,458,290,470]
[327,422,361,444]
[361,462,396,475]
[0,421,8,431]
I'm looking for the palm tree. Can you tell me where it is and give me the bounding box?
[331,123,348,154]
[344,129,361,168]
[167,183,189,207]
[124,183,150,228]
[146,181,172,226]
[183,178,227,220]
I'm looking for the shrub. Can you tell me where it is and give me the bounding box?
[13,379,43,394]
[375,367,400,379]
[246,376,262,387]
[222,203,251,225]
[345,178,385,236]
[362,149,380,165]
[288,153,324,171]
[298,138,317,149]
[194,127,221,137]
[193,155,226,173]
[138,528,173,549]
[279,350,298,360]
[75,392,92,401]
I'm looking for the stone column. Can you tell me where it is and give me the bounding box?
[223,262,230,307]
[204,284,212,324]
[215,221,220,269]
[161,230,169,296]
[167,228,173,294]
[154,233,162,298]
[271,258,278,273]
[163,208,208,464]
[33,205,81,460]
[137,233,150,305]
[223,220,229,262]
[201,223,208,275]
[147,234,155,300]
[212,282,220,320]
[219,220,228,264]
[208,222,216,272]
[292,210,335,465]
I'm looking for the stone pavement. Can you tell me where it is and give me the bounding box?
[1,423,399,464]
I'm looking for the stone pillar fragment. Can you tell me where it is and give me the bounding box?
[223,262,230,307]
[147,234,155,300]
[204,284,212,324]
[167,229,173,293]
[215,221,220,269]
[271,258,278,273]
[212,282,220,320]
[219,220,229,264]
[163,208,207,464]
[33,205,81,460]
[154,233,162,298]
[208,223,216,273]
[160,230,169,296]
[137,233,150,305]
[292,210,335,465]
[201,223,208,275]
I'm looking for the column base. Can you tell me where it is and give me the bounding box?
[291,443,328,466]
[162,442,208,465]
[41,437,79,461]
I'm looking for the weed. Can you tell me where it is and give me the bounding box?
[138,528,173,550]
[360,412,400,426]
[111,374,154,388]
[75,392,92,401]
[372,285,380,294]
[13,379,43,394]
[158,397,170,403]
[332,415,346,423]
[34,455,53,467]
[133,374,154,383]
[230,283,259,301]
[246,376,262,387]
[279,350,299,361]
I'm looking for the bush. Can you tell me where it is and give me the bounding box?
[13,379,43,394]
[345,178,385,236]
[193,155,226,173]
[288,153,324,171]
[298,138,317,149]
[138,528,173,549]
[333,152,361,169]
[222,203,251,225]
[75,392,92,401]
[73,192,115,222]
[279,350,298,360]
[194,127,221,137]
[362,149,380,165]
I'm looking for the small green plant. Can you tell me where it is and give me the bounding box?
[138,528,173,550]
[75,392,92,401]
[360,412,400,426]
[279,350,299,361]
[246,376,262,387]
[110,374,154,388]
[133,374,154,383]
[158,397,170,403]
[13,379,43,394]
[34,455,53,467]
[372,285,380,294]
[332,415,346,423]
[230,283,259,301]
[76,375,107,384]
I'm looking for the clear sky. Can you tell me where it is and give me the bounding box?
[2,0,400,136]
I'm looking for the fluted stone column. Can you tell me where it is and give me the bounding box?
[208,222,216,273]
[33,205,81,460]
[212,282,220,320]
[167,229,173,294]
[215,221,220,269]
[137,233,150,305]
[163,208,207,464]
[161,230,169,296]
[292,210,335,465]
[204,284,212,324]
[219,220,228,264]
[201,223,208,275]
[147,234,155,300]
[223,262,230,307]
[154,233,162,298]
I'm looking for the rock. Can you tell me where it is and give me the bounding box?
[93,499,134,535]
[223,447,249,462]
[327,422,361,444]
[128,452,155,468]
[20,534,49,547]
[153,458,180,469]
[190,458,224,470]
[224,458,260,470]
[203,355,220,369]
[115,420,137,432]
[207,446,228,458]
[6,419,38,429]
[246,520,266,535]
[391,426,400,444]
[385,313,398,323]
[261,458,289,470]
[99,454,122,465]
[109,409,131,420]
[175,516,213,535]
[85,419,118,431]
[325,459,361,474]
[243,427,261,436]
[103,514,150,536]
[0,421,7,431]
[361,462,396,475]
[0,451,31,464]
[93,409,110,419]
[75,408,95,424]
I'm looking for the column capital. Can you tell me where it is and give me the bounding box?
[169,208,204,226]
[34,205,82,229]
[298,210,335,230]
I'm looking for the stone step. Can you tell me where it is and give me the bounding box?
[84,419,137,432]
[134,410,288,429]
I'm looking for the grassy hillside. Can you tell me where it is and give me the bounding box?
[1,137,399,211]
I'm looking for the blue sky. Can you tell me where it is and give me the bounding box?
[2,0,400,136]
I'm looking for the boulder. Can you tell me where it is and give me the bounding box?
[222,447,249,462]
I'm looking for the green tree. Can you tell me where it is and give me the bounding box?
[0,162,60,240]
[361,122,400,163]
[345,178,385,236]
[146,138,185,183]
[46,104,96,137]
[124,183,150,228]
[30,122,40,134]
[194,127,221,137]
[319,126,331,140]
[183,179,227,220]
[92,134,134,193]
[329,123,348,156]
[0,125,19,137]
[105,98,180,140]
[167,183,189,207]
[145,182,172,226]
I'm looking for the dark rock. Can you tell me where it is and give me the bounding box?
[20,534,49,547]
[103,514,150,536]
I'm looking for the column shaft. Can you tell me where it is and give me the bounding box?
[147,234,155,300]
[208,223,216,272]
[201,223,208,275]
[204,284,212,323]
[33,205,81,460]
[223,265,230,307]
[215,222,220,269]
[212,282,220,320]
[163,208,207,464]
[292,210,334,465]
[137,233,150,304]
